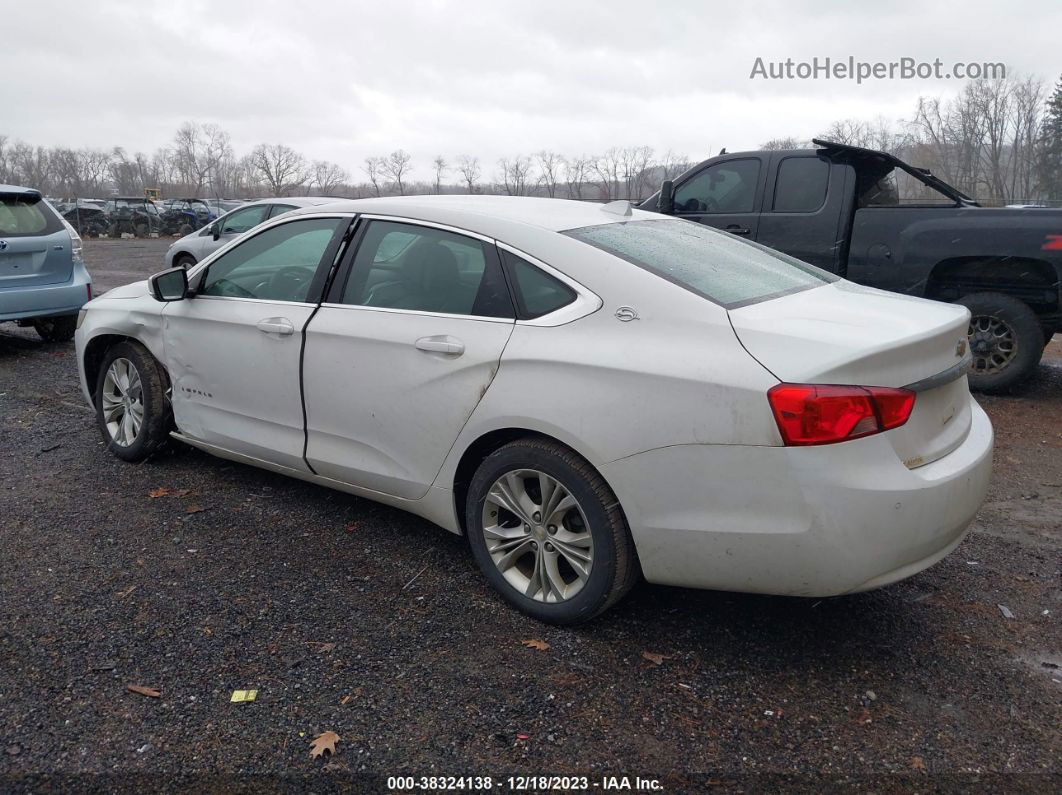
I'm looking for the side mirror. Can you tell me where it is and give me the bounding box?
[149,267,189,302]
[211,223,221,241]
[657,179,674,214]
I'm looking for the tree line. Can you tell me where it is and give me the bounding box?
[2,73,1060,205]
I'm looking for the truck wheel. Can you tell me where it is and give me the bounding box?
[957,293,1043,393]
[33,315,77,343]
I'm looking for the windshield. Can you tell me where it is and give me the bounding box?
[564,218,837,309]
[0,196,63,237]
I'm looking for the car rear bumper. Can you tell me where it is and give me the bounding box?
[0,261,92,322]
[600,397,993,596]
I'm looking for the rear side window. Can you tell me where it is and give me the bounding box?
[773,157,829,213]
[0,196,63,237]
[500,250,576,319]
[340,221,513,318]
[565,218,836,309]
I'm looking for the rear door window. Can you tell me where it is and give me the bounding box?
[772,157,829,213]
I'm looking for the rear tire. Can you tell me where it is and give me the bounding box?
[465,438,639,625]
[957,292,1042,393]
[33,315,77,343]
[173,253,197,269]
[94,341,172,462]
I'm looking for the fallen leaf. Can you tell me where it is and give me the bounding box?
[340,694,352,705]
[911,756,926,771]
[642,651,671,666]
[148,487,172,498]
[319,642,336,653]
[185,505,208,514]
[310,731,339,758]
[116,585,137,600]
[127,685,161,698]
[521,639,550,651]
[516,733,529,741]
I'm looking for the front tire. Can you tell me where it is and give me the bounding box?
[173,253,197,269]
[33,315,77,343]
[465,438,639,625]
[957,293,1043,393]
[94,341,172,462]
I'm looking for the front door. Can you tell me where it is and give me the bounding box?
[303,218,515,499]
[161,215,349,470]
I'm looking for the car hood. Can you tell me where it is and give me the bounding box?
[98,279,149,299]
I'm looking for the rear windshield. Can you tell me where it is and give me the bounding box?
[0,196,63,237]
[564,218,837,309]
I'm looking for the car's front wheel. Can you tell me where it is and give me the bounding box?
[94,341,172,462]
[465,438,639,625]
[33,315,77,343]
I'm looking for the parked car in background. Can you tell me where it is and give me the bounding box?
[77,196,992,624]
[159,198,217,237]
[640,139,1062,392]
[1,184,92,342]
[102,197,163,238]
[164,197,335,268]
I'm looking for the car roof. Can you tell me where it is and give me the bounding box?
[286,195,659,236]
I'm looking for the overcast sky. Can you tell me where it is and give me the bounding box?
[4,0,1060,180]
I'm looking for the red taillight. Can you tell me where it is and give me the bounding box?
[767,383,915,446]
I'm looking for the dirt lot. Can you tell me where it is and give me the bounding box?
[1,239,1059,791]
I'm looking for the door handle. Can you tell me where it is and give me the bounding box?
[256,317,295,336]
[725,225,751,235]
[415,335,465,355]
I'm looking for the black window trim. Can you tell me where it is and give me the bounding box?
[496,245,577,321]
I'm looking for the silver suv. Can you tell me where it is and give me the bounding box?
[0,185,92,342]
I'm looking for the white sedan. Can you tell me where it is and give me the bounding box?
[75,196,993,624]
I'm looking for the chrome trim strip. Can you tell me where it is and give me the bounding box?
[903,353,972,393]
[317,302,515,324]
[193,295,317,308]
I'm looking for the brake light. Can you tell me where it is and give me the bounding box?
[767,384,915,446]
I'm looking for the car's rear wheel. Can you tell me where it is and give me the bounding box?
[94,341,172,462]
[465,438,639,625]
[957,293,1043,393]
[173,253,197,269]
[33,315,77,343]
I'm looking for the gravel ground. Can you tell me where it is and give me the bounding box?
[1,239,1059,792]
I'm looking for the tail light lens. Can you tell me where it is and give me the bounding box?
[767,384,915,446]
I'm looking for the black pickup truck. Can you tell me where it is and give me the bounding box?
[638,139,1062,391]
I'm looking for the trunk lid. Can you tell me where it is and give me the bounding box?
[729,280,974,467]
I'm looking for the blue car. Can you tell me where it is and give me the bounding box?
[0,184,92,341]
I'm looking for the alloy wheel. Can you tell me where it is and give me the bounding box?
[480,469,594,603]
[101,357,144,447]
[969,314,1017,375]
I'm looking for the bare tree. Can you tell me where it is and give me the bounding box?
[362,156,384,197]
[249,143,309,197]
[497,155,534,195]
[563,156,591,199]
[172,122,231,196]
[659,150,692,181]
[456,155,481,193]
[382,150,413,195]
[536,151,563,198]
[432,155,448,194]
[760,136,803,150]
[311,160,349,196]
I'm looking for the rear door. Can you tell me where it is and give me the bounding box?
[755,154,852,273]
[161,215,350,470]
[0,192,72,288]
[672,157,765,239]
[303,217,515,499]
